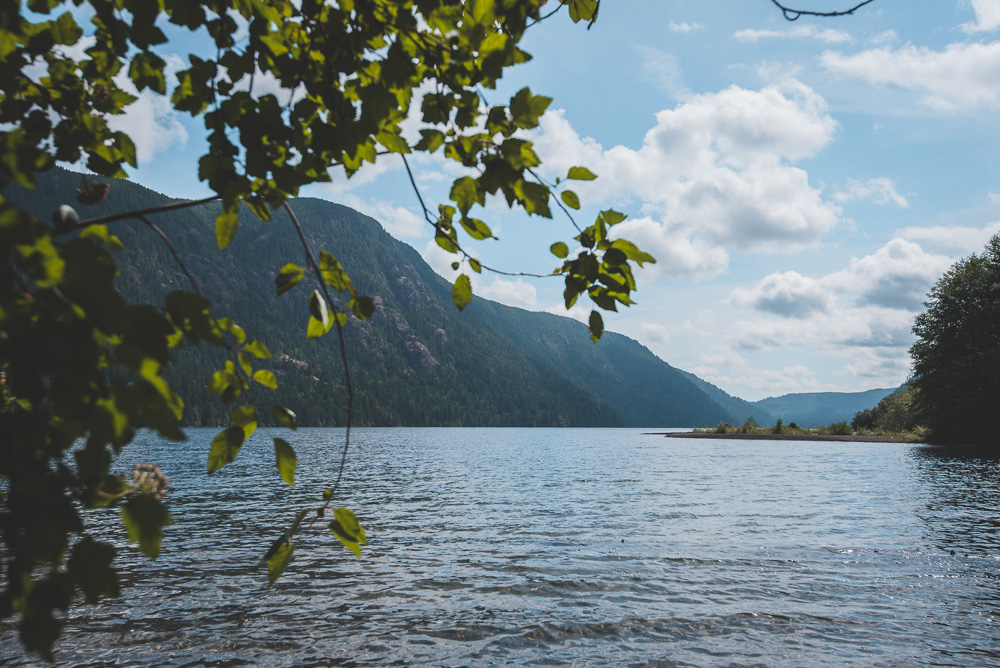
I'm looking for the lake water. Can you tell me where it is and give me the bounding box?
[2,427,999,666]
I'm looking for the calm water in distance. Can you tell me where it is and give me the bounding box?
[2,427,999,667]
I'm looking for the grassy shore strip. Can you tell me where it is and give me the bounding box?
[643,432,922,443]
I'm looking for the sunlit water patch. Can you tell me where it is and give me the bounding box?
[2,428,999,666]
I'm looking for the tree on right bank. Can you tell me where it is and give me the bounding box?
[909,233,1000,446]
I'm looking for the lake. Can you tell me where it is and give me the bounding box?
[2,427,999,666]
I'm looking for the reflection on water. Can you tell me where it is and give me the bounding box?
[1,428,999,667]
[908,445,1000,555]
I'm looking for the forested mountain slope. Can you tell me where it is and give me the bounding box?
[8,168,739,427]
[753,387,900,427]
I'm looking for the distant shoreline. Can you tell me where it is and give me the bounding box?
[644,432,921,443]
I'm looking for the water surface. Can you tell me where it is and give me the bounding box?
[2,428,998,666]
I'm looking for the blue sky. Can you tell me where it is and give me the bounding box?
[106,1,1000,401]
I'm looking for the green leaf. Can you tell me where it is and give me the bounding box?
[319,250,356,295]
[232,405,258,439]
[560,190,580,210]
[550,241,569,258]
[349,296,375,319]
[567,166,598,181]
[274,438,297,487]
[306,315,331,339]
[329,507,367,558]
[266,541,294,586]
[208,426,246,473]
[509,87,552,129]
[588,309,604,342]
[309,290,330,329]
[566,0,599,23]
[609,239,656,266]
[121,495,173,558]
[67,538,119,603]
[253,369,278,389]
[452,274,472,311]
[272,405,298,430]
[600,209,627,226]
[243,340,271,359]
[215,209,239,250]
[275,263,305,295]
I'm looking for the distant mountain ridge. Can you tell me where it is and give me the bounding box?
[8,168,764,428]
[752,387,901,427]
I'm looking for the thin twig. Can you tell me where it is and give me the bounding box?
[140,216,202,296]
[56,196,219,234]
[281,201,354,509]
[770,0,877,20]
[401,154,436,225]
[526,167,583,234]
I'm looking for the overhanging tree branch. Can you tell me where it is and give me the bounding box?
[770,0,877,20]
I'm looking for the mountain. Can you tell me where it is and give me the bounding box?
[752,387,900,427]
[7,168,741,428]
[679,371,775,426]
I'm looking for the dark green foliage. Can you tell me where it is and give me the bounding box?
[851,384,919,434]
[910,234,1000,445]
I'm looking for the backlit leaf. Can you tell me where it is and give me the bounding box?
[274,438,297,487]
[208,426,246,473]
[452,274,472,311]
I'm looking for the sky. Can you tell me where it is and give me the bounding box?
[103,0,1000,401]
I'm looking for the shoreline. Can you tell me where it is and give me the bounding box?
[643,432,921,443]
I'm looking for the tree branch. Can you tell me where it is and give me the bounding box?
[56,196,219,234]
[281,201,354,509]
[139,216,202,296]
[770,0,877,20]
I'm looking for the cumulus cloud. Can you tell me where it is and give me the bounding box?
[724,238,953,380]
[532,80,842,279]
[828,239,953,310]
[963,0,1000,32]
[478,278,538,309]
[107,55,188,164]
[834,177,909,207]
[900,221,1000,251]
[729,271,831,318]
[734,26,853,44]
[822,41,1000,112]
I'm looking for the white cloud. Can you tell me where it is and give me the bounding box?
[899,221,1000,251]
[478,278,538,309]
[691,347,828,398]
[729,271,831,318]
[822,41,1000,112]
[834,177,909,208]
[532,80,842,279]
[827,239,953,310]
[734,26,853,44]
[544,302,591,323]
[339,195,426,240]
[722,238,953,388]
[639,322,673,346]
[669,21,703,33]
[963,0,1000,32]
[637,47,690,98]
[108,55,188,164]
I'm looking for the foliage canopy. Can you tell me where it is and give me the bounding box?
[0,0,665,657]
[909,234,1000,446]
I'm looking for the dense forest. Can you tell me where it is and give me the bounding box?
[7,168,760,428]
